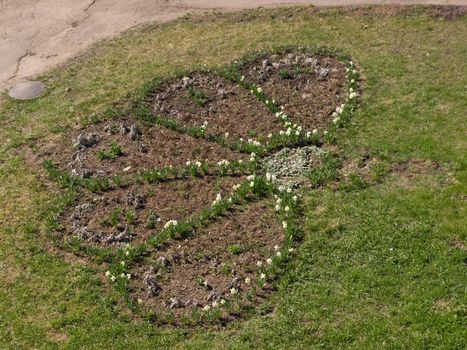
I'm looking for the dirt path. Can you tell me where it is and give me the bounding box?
[1,0,466,91]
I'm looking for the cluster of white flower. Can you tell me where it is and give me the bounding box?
[105,270,130,281]
[164,220,178,229]
[247,139,261,147]
[217,159,230,166]
[265,172,277,182]
[249,152,256,162]
[200,120,208,130]
[212,193,222,206]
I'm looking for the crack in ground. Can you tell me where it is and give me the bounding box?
[8,49,31,80]
[84,0,97,12]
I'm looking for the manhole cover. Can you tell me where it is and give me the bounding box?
[8,81,45,100]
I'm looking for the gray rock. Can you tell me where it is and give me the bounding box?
[137,142,149,153]
[143,266,161,297]
[75,132,98,148]
[317,67,330,80]
[169,297,180,308]
[8,81,45,100]
[120,123,129,135]
[181,76,191,88]
[104,225,132,244]
[129,124,140,140]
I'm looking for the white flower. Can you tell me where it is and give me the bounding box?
[195,161,202,167]
[323,130,329,135]
[265,100,269,104]
[225,132,229,138]
[240,75,245,81]
[266,173,272,181]
[333,117,340,124]
[137,298,143,304]
[286,188,292,193]
[260,273,266,280]
[257,87,262,93]
[233,184,240,190]
[274,245,279,251]
[293,195,298,201]
[278,185,285,192]
[120,273,125,278]
[266,258,272,265]
[276,198,282,204]
[349,92,357,99]
[230,288,238,295]
[279,130,284,135]
[245,277,251,284]
[186,160,191,166]
[110,275,116,282]
[220,299,226,305]
[247,175,255,181]
[228,197,232,203]
[120,261,125,266]
[212,301,219,307]
[312,128,318,134]
[282,221,288,229]
[306,131,311,138]
[267,133,273,138]
[295,130,300,136]
[203,305,211,311]
[275,204,280,211]
[125,250,130,256]
[249,181,254,187]
[105,271,111,277]
[256,261,263,267]
[276,251,281,257]
[288,247,295,253]
[126,274,131,280]
[284,206,290,212]
[164,220,178,229]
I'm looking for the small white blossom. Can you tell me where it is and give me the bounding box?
[230,288,238,295]
[284,206,290,212]
[212,301,219,308]
[220,299,226,305]
[276,251,281,257]
[137,298,143,304]
[266,258,272,265]
[282,221,288,229]
[164,220,178,229]
[186,160,191,166]
[260,273,266,280]
[274,245,279,251]
[245,277,251,284]
[120,261,125,266]
[105,271,111,277]
[126,273,131,280]
[256,261,263,267]
[203,305,211,311]
[110,275,116,282]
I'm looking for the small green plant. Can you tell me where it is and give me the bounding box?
[227,244,244,255]
[110,208,122,226]
[97,142,124,160]
[125,210,136,224]
[187,86,208,107]
[146,212,160,229]
[279,69,294,79]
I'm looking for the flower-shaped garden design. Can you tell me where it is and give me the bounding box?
[44,47,360,325]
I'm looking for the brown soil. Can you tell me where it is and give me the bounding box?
[39,118,246,178]
[146,72,285,140]
[392,158,441,179]
[129,199,284,321]
[238,52,348,132]
[59,176,244,244]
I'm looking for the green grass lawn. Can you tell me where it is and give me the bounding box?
[0,5,466,349]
